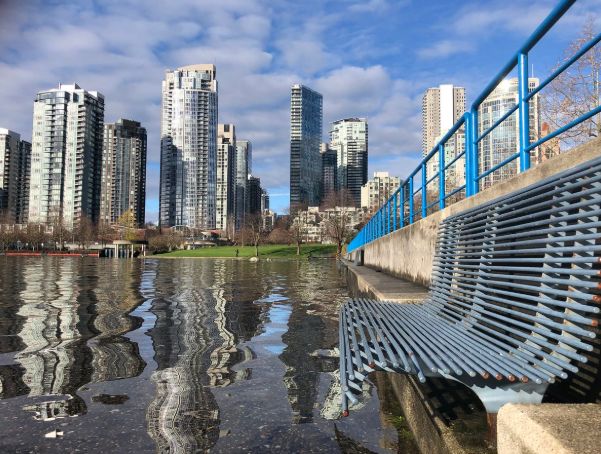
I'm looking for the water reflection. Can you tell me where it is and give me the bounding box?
[0,257,399,453]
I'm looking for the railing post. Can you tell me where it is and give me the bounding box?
[465,108,479,196]
[438,143,445,209]
[400,186,405,228]
[387,200,391,233]
[393,190,398,231]
[409,177,414,224]
[518,51,531,172]
[421,162,427,219]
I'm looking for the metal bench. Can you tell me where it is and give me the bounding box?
[340,156,601,419]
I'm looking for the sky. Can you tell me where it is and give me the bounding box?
[0,0,599,221]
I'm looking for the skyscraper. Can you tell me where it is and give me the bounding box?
[0,129,31,224]
[100,119,147,227]
[478,78,540,188]
[234,140,251,230]
[216,124,236,233]
[330,118,368,206]
[290,84,322,207]
[159,64,218,229]
[28,84,104,229]
[422,84,466,157]
[320,143,337,200]
[248,175,262,214]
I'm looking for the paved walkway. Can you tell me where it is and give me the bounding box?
[344,260,429,303]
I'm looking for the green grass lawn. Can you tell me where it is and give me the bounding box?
[155,244,338,258]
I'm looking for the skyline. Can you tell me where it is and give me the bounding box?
[0,0,598,220]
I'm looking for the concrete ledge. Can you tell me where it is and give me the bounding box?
[497,404,601,454]
[343,259,429,303]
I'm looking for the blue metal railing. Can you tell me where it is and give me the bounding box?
[347,0,601,254]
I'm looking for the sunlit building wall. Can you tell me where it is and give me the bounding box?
[330,118,368,207]
[28,84,104,229]
[478,78,540,188]
[100,119,147,227]
[159,64,217,229]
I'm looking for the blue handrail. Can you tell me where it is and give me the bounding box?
[347,0,598,254]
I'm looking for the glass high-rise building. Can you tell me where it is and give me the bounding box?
[234,140,251,231]
[100,119,147,227]
[0,128,31,224]
[248,175,262,214]
[159,64,218,229]
[28,83,104,229]
[320,143,337,200]
[216,124,236,233]
[290,84,322,207]
[330,118,368,206]
[478,78,540,189]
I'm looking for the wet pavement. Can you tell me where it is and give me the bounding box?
[0,257,415,453]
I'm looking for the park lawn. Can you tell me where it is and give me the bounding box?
[155,244,338,258]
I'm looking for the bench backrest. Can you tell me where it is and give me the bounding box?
[429,156,601,366]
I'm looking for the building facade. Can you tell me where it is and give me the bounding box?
[216,124,236,233]
[422,84,466,157]
[28,84,104,229]
[0,129,31,224]
[291,205,364,244]
[100,119,147,227]
[234,140,251,231]
[290,84,322,207]
[320,143,337,200]
[478,78,540,189]
[330,118,368,206]
[361,171,401,213]
[536,122,561,164]
[248,175,262,215]
[159,64,218,229]
[260,189,269,212]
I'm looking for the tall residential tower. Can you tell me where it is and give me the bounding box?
[478,78,540,188]
[421,84,466,156]
[216,124,236,233]
[0,129,31,224]
[28,84,104,229]
[290,84,322,207]
[330,118,368,206]
[100,119,147,227]
[159,64,218,229]
[234,140,251,230]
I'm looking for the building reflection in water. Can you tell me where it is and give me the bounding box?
[2,258,146,419]
[278,260,339,424]
[145,260,264,453]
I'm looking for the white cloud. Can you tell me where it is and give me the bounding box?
[417,39,475,59]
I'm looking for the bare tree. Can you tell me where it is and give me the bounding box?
[24,224,47,251]
[74,216,94,249]
[542,18,601,145]
[245,213,265,257]
[0,224,13,251]
[0,213,14,251]
[321,189,356,256]
[49,209,69,250]
[97,220,115,247]
[287,203,308,255]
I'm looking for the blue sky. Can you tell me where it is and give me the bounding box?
[0,0,598,220]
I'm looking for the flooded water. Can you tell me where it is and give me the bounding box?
[0,257,409,453]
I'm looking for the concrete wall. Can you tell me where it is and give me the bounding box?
[353,139,601,287]
[497,403,601,454]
